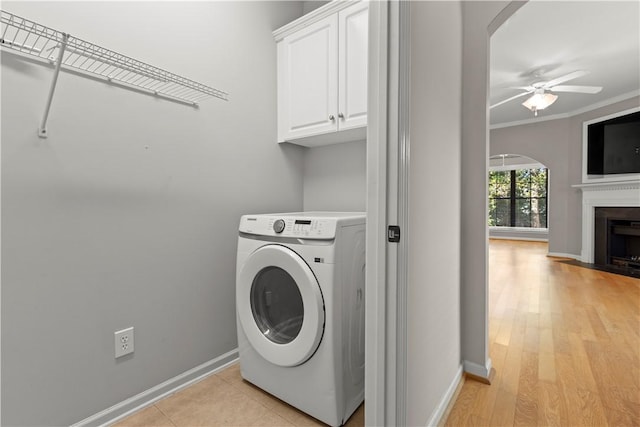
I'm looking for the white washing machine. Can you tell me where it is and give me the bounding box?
[235,212,365,427]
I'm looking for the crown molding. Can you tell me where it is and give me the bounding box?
[490,112,570,130]
[569,89,640,117]
[490,90,640,130]
[273,0,361,42]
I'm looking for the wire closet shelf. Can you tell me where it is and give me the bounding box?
[1,10,228,134]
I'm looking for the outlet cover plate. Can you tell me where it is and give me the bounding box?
[114,327,134,358]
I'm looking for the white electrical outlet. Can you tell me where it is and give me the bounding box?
[114,327,134,358]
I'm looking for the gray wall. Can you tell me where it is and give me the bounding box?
[302,140,366,212]
[407,2,462,424]
[491,96,640,256]
[460,0,519,377]
[302,1,331,15]
[1,2,304,425]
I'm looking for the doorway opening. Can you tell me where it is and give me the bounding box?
[488,154,549,242]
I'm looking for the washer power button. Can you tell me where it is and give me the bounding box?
[273,219,285,233]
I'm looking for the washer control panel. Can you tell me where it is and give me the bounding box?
[240,215,337,239]
[273,219,286,233]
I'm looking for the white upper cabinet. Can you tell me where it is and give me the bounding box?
[338,2,368,132]
[277,15,339,141]
[274,1,368,147]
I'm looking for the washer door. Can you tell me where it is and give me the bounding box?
[237,244,324,367]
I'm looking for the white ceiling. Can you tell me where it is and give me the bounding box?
[490,1,640,126]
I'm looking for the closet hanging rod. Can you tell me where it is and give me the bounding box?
[1,10,228,137]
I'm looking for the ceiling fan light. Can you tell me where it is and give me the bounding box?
[522,93,558,112]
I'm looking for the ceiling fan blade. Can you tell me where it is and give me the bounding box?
[549,85,603,94]
[490,90,533,109]
[544,70,589,88]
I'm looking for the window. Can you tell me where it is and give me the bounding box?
[488,168,548,228]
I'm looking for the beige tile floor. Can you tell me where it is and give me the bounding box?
[113,362,364,427]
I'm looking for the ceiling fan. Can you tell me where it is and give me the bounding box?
[490,70,603,116]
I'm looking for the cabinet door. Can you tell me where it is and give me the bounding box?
[278,15,338,142]
[338,2,368,131]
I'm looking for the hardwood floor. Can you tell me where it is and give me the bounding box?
[444,239,640,427]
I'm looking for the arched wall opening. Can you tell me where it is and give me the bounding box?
[488,153,550,242]
[490,122,571,255]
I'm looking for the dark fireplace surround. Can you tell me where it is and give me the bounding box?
[594,207,640,276]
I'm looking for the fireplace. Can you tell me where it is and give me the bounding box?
[594,207,640,274]
[574,179,640,271]
[575,110,640,274]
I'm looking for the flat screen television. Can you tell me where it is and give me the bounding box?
[587,110,640,175]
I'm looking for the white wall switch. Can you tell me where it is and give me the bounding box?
[114,327,134,358]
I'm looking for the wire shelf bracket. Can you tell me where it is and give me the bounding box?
[0,10,229,138]
[37,32,67,138]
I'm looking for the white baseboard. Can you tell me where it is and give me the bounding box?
[489,235,548,242]
[425,365,463,427]
[463,358,492,380]
[547,252,581,261]
[71,349,239,427]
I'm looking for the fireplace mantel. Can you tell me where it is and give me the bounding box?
[573,179,640,263]
[573,180,640,192]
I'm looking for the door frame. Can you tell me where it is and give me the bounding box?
[366,1,528,425]
[365,1,410,425]
[365,0,410,426]
[364,1,390,425]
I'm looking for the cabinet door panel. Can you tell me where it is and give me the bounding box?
[279,16,338,141]
[338,2,368,131]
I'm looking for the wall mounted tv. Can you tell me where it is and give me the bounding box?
[587,110,640,175]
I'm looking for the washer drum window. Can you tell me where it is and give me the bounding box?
[237,244,325,367]
[251,266,304,344]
